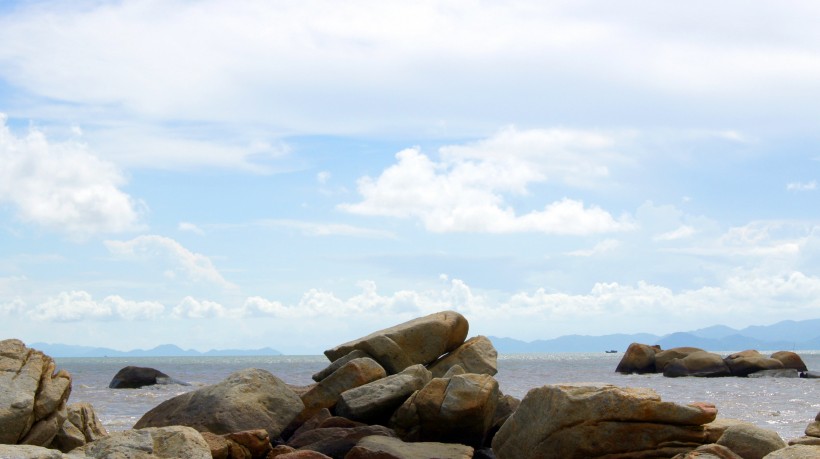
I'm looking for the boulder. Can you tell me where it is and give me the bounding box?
[299,357,386,423]
[69,426,211,459]
[108,366,189,389]
[663,351,732,378]
[715,424,787,459]
[390,373,499,447]
[0,339,72,446]
[49,403,107,453]
[655,347,706,372]
[324,311,469,374]
[748,369,802,378]
[427,335,498,378]
[761,444,820,458]
[134,368,304,439]
[312,350,371,383]
[770,351,808,372]
[492,384,717,459]
[335,364,431,424]
[724,351,785,377]
[789,437,820,446]
[345,435,474,459]
[275,451,332,459]
[225,429,272,458]
[615,342,659,374]
[806,421,820,437]
[287,425,395,458]
[671,443,743,459]
[0,444,67,458]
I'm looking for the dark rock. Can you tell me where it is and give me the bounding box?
[108,366,189,389]
[615,342,659,374]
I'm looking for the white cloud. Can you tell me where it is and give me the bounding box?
[0,297,25,316]
[787,181,817,191]
[171,296,228,319]
[317,171,331,184]
[104,235,235,288]
[566,239,621,257]
[654,225,696,241]
[105,295,165,320]
[178,222,205,235]
[341,128,634,234]
[0,115,143,238]
[25,291,165,321]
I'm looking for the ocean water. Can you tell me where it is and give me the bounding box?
[55,351,820,441]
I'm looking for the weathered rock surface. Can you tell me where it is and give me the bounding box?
[0,339,72,447]
[335,364,431,424]
[427,335,497,378]
[345,435,474,459]
[715,424,787,459]
[789,436,820,446]
[68,426,211,459]
[770,351,808,372]
[663,351,732,378]
[0,444,68,458]
[492,384,717,459]
[299,357,386,422]
[390,373,498,447]
[108,365,189,389]
[671,443,743,459]
[724,351,785,377]
[762,444,820,458]
[312,350,371,383]
[287,425,395,458]
[274,451,332,459]
[806,420,820,437]
[48,403,107,453]
[655,347,706,372]
[615,342,659,374]
[134,368,304,439]
[324,311,469,374]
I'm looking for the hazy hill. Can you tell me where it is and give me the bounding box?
[30,342,282,358]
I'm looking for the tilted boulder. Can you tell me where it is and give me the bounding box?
[492,384,717,459]
[724,351,784,377]
[615,342,659,374]
[49,403,107,453]
[655,347,705,372]
[312,350,371,383]
[0,339,72,446]
[324,311,469,374]
[663,351,732,378]
[715,424,787,459]
[335,364,431,424]
[299,357,386,423]
[346,435,474,459]
[134,368,304,439]
[427,335,498,378]
[390,373,499,447]
[70,426,211,459]
[762,444,820,458]
[770,351,808,372]
[108,365,189,389]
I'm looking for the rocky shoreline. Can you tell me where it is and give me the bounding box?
[2,310,819,458]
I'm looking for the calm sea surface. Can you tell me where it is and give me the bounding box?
[55,351,820,441]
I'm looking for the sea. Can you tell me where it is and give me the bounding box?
[55,351,820,442]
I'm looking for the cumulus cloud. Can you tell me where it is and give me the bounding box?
[340,128,634,234]
[26,291,164,321]
[104,235,235,288]
[171,296,228,319]
[0,115,143,238]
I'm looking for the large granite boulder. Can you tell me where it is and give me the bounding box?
[615,342,659,374]
[724,351,785,377]
[324,311,469,374]
[346,435,474,459]
[663,351,732,378]
[335,364,431,424]
[492,384,717,459]
[427,335,497,378]
[770,351,808,372]
[48,403,107,453]
[763,445,820,458]
[715,424,787,459]
[655,347,706,372]
[108,366,189,389]
[312,350,371,383]
[390,373,499,447]
[69,426,211,459]
[0,339,72,446]
[133,368,304,439]
[299,357,386,423]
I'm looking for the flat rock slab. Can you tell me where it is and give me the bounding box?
[346,435,474,459]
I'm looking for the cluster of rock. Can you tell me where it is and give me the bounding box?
[3,313,820,458]
[615,343,817,378]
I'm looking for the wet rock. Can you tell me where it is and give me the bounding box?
[748,369,802,378]
[108,366,189,389]
[715,424,787,459]
[345,435,474,459]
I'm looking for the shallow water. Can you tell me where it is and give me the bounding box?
[56,351,820,441]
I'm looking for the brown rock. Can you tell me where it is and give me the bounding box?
[324,311,469,374]
[269,445,298,457]
[201,432,231,459]
[492,384,717,459]
[724,353,785,377]
[71,426,212,459]
[226,429,272,458]
[761,444,820,458]
[789,436,820,446]
[615,342,659,374]
[770,351,808,372]
[806,421,820,437]
[312,350,371,383]
[275,451,332,459]
[672,443,743,459]
[345,435,474,459]
[663,351,732,378]
[655,347,706,372]
[49,402,108,453]
[336,364,431,424]
[427,335,498,378]
[716,424,787,459]
[287,425,395,459]
[299,358,386,423]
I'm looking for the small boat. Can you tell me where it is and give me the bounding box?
[605,350,618,353]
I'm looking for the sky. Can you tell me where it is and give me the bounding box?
[1,0,819,354]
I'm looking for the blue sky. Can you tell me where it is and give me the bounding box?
[1,0,819,354]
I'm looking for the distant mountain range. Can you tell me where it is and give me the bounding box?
[31,342,282,358]
[489,318,820,353]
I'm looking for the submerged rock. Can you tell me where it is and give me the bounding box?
[108,365,189,389]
